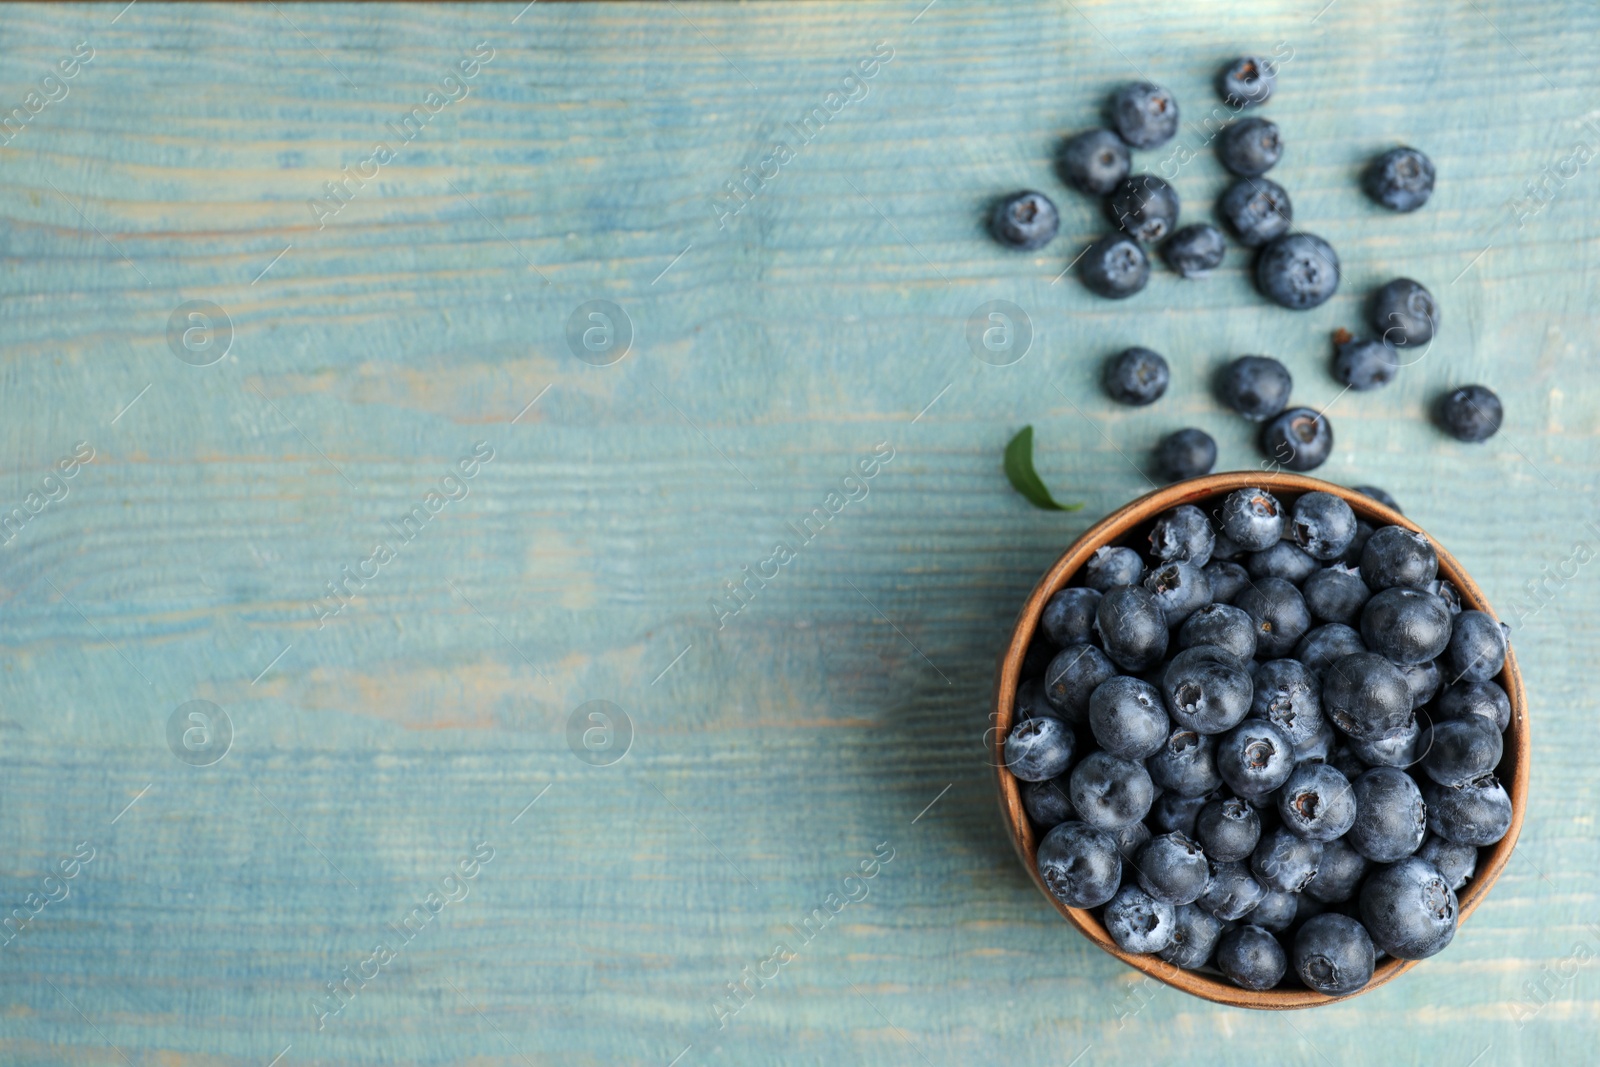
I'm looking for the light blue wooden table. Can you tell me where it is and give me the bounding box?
[0,2,1595,1064]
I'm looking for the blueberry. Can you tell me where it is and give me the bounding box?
[1419,715,1503,787]
[1347,766,1428,862]
[1155,428,1218,481]
[1338,520,1375,567]
[1149,504,1216,566]
[1179,603,1259,662]
[1248,890,1299,933]
[1036,821,1124,908]
[1210,531,1248,562]
[1294,623,1366,678]
[1219,487,1286,550]
[1437,679,1511,732]
[1111,82,1179,149]
[1371,278,1439,348]
[1217,56,1277,108]
[1235,577,1312,658]
[1361,586,1453,664]
[1144,561,1213,627]
[1014,676,1054,721]
[1400,659,1442,710]
[1023,776,1076,829]
[1060,128,1131,196]
[1217,355,1293,422]
[1162,645,1255,735]
[1291,492,1358,560]
[992,190,1060,250]
[1353,486,1402,513]
[1195,796,1261,862]
[1135,831,1211,905]
[1364,146,1435,213]
[1332,337,1399,391]
[1198,859,1267,921]
[1096,586,1170,671]
[1044,643,1118,724]
[1249,658,1324,746]
[1109,175,1181,244]
[1004,715,1075,782]
[1158,904,1226,969]
[1359,856,1457,960]
[1304,838,1370,904]
[1323,652,1412,740]
[1080,234,1151,299]
[1022,639,1056,678]
[1218,118,1282,177]
[1220,177,1293,248]
[1348,714,1422,769]
[1218,719,1296,798]
[1089,675,1171,760]
[1161,223,1227,278]
[1446,611,1508,683]
[1083,545,1145,591]
[1361,526,1438,590]
[1216,924,1287,990]
[1256,232,1340,310]
[1149,790,1212,838]
[1069,751,1156,832]
[1260,407,1334,471]
[1329,742,1368,780]
[1042,587,1103,647]
[1103,883,1178,953]
[1417,835,1478,892]
[1102,346,1171,406]
[1294,717,1338,763]
[1424,774,1513,846]
[1302,564,1371,625]
[1112,820,1153,865]
[1146,728,1223,798]
[1293,913,1375,996]
[1277,762,1357,841]
[1251,824,1324,893]
[1434,385,1503,443]
[1203,561,1252,605]
[1248,541,1319,585]
[1425,579,1463,615]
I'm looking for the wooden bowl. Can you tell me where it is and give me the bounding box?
[992,472,1529,1010]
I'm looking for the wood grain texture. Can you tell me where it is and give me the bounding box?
[0,2,1595,1064]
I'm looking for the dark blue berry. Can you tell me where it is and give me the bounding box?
[1219,487,1286,550]
[1353,486,1401,513]
[1251,824,1323,893]
[1144,560,1213,627]
[1218,719,1295,799]
[1248,541,1319,584]
[991,190,1059,250]
[1198,859,1267,921]
[1435,385,1503,442]
[1249,890,1299,933]
[1323,652,1412,740]
[1149,504,1216,566]
[1210,531,1248,562]
[1218,118,1282,177]
[1179,604,1259,662]
[1295,717,1337,763]
[1069,751,1155,832]
[1203,560,1251,605]
[1216,925,1287,990]
[1260,406,1334,471]
[1023,776,1076,829]
[1095,586,1171,671]
[1036,821,1123,908]
[1060,128,1131,196]
[1249,658,1324,746]
[1044,643,1118,724]
[1418,715,1502,787]
[1361,586,1453,665]
[1294,623,1366,678]
[1401,659,1441,710]
[1158,904,1226,969]
[1423,774,1513,846]
[1155,428,1217,481]
[1113,821,1153,867]
[1163,645,1255,735]
[1359,856,1457,960]
[1277,762,1357,841]
[1437,679,1511,732]
[1348,714,1421,768]
[1004,715,1075,782]
[1111,82,1179,149]
[1146,728,1223,798]
[1195,796,1261,862]
[1338,519,1376,567]
[1417,835,1477,892]
[1083,545,1144,591]
[1332,337,1398,390]
[1103,884,1177,953]
[1291,492,1357,560]
[1348,766,1427,862]
[1235,576,1311,658]
[1446,610,1508,683]
[1149,790,1212,839]
[1014,676,1053,721]
[1089,675,1170,761]
[1293,913,1375,995]
[1220,177,1293,248]
[1102,346,1170,406]
[1364,147,1435,213]
[1371,278,1439,348]
[1256,232,1340,309]
[1302,564,1371,625]
[1162,223,1227,278]
[1218,355,1293,421]
[1109,174,1181,244]
[1041,587,1102,647]
[1217,56,1277,108]
[1425,578,1463,615]
[1304,838,1370,904]
[1081,234,1151,299]
[1361,526,1437,590]
[1136,831,1211,905]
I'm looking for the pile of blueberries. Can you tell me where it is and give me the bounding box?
[990,56,1504,475]
[1003,487,1514,994]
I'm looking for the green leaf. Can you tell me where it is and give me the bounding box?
[1004,425,1083,512]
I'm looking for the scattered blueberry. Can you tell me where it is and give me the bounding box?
[1218,118,1282,177]
[1155,428,1218,481]
[1081,234,1151,299]
[1218,56,1277,107]
[1005,715,1076,782]
[1445,610,1508,683]
[1359,856,1457,959]
[1364,146,1435,213]
[1260,406,1334,471]
[1353,486,1401,513]
[1220,177,1293,248]
[1111,82,1180,149]
[1103,346,1171,406]
[1256,232,1340,309]
[1150,791,1212,838]
[1347,767,1428,862]
[1083,545,1145,592]
[1294,913,1375,995]
[1110,175,1181,244]
[1216,924,1288,990]
[1348,713,1422,769]
[1060,128,1131,196]
[1332,335,1399,391]
[992,190,1060,250]
[1162,223,1227,278]
[1371,278,1439,348]
[1218,355,1293,421]
[1037,821,1124,908]
[1435,385,1503,442]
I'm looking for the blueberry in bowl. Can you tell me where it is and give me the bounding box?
[993,472,1527,1008]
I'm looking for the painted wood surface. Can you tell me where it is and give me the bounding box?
[0,2,1595,1064]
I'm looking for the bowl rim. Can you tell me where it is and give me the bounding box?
[991,471,1529,1010]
